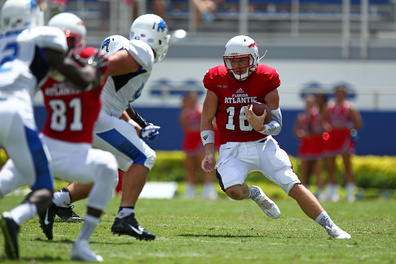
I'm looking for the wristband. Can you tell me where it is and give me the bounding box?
[128,119,139,128]
[201,130,215,146]
[256,125,265,132]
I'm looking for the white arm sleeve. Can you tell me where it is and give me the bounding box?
[259,108,282,136]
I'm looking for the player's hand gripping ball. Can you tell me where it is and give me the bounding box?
[250,102,272,124]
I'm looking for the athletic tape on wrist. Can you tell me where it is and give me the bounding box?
[128,119,139,128]
[201,130,215,146]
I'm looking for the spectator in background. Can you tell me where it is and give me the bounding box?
[192,0,217,23]
[98,0,111,33]
[126,0,167,21]
[100,0,167,33]
[293,95,325,201]
[179,92,218,199]
[324,85,363,202]
[36,0,67,16]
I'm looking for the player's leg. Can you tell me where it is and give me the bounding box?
[69,148,118,261]
[260,137,350,239]
[93,115,156,240]
[288,183,350,239]
[216,141,280,219]
[0,105,53,259]
[55,183,90,221]
[47,182,91,222]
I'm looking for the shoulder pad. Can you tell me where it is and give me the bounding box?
[126,39,154,70]
[33,26,68,53]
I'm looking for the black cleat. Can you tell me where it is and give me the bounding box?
[111,213,155,241]
[38,203,57,240]
[56,205,83,221]
[0,212,20,260]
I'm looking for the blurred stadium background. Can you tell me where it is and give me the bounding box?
[2,0,394,156]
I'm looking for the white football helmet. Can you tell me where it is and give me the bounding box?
[223,35,260,81]
[100,34,129,56]
[48,12,86,56]
[130,14,170,63]
[1,0,43,33]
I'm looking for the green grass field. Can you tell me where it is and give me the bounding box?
[1,190,395,264]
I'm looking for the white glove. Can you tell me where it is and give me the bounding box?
[140,124,160,141]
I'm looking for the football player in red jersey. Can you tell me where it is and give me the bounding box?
[44,14,169,242]
[200,35,351,239]
[0,1,104,260]
[38,13,118,262]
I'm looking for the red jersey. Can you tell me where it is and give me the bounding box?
[203,65,280,144]
[41,47,102,143]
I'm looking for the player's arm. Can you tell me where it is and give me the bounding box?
[43,49,98,90]
[125,106,149,128]
[104,49,140,80]
[260,89,282,135]
[120,110,142,136]
[200,90,218,173]
[122,106,160,141]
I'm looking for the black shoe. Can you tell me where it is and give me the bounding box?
[38,203,57,240]
[56,205,83,221]
[0,212,20,260]
[111,213,155,241]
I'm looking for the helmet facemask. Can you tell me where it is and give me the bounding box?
[223,53,257,81]
[64,30,85,57]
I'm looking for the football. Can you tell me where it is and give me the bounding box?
[250,102,272,124]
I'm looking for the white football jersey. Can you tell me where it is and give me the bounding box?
[100,39,154,118]
[0,26,67,104]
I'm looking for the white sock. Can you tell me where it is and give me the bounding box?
[52,189,71,207]
[315,211,336,230]
[76,214,100,243]
[10,202,37,226]
[117,208,134,219]
[248,186,260,200]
